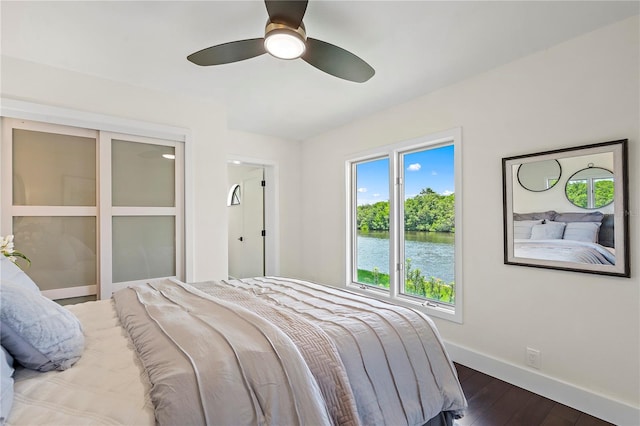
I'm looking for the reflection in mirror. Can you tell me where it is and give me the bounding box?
[565,166,614,209]
[502,139,629,278]
[517,159,561,192]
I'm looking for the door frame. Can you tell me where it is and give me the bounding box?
[227,156,279,277]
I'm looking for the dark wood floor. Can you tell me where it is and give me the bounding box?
[454,363,613,426]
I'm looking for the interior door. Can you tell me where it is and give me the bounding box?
[228,166,265,279]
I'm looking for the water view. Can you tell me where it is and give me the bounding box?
[357,230,455,283]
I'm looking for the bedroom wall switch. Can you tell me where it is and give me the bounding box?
[526,347,541,369]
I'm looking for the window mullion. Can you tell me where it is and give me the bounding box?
[390,150,402,298]
[399,150,407,298]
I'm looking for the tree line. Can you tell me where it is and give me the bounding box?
[358,188,455,233]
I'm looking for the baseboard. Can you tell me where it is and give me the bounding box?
[41,285,96,300]
[444,341,640,426]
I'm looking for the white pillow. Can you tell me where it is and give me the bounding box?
[563,222,602,243]
[513,220,543,239]
[531,221,566,240]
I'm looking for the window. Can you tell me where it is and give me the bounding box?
[227,184,241,206]
[347,128,462,322]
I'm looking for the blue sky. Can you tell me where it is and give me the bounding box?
[356,145,454,205]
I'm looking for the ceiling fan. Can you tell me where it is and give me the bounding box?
[187,0,375,83]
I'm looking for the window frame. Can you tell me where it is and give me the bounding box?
[346,128,463,323]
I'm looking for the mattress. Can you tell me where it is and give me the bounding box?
[6,299,155,426]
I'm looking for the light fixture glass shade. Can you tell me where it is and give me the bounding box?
[264,30,306,60]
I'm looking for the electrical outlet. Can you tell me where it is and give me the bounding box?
[526,347,541,369]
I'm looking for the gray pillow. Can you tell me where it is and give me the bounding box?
[0,346,14,425]
[513,220,543,239]
[554,211,604,224]
[563,222,602,243]
[598,214,615,248]
[0,279,84,372]
[531,221,566,240]
[513,211,557,221]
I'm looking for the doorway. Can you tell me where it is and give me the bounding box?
[227,164,265,279]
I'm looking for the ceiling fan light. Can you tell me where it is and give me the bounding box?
[264,25,306,60]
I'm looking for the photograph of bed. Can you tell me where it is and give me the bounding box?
[512,211,615,265]
[1,257,467,426]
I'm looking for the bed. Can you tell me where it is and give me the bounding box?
[1,262,467,426]
[513,239,615,265]
[512,211,615,265]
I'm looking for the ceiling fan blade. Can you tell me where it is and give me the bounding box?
[302,38,375,83]
[187,38,266,66]
[264,0,308,28]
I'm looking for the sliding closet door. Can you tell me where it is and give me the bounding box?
[101,133,184,298]
[1,119,99,300]
[1,119,185,301]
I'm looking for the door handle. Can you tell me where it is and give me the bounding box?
[238,236,244,242]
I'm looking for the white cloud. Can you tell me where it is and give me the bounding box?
[441,190,454,196]
[431,170,438,175]
[407,163,421,171]
[357,187,367,193]
[373,193,380,198]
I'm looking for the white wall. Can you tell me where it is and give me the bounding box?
[300,15,639,420]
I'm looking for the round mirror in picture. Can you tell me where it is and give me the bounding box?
[565,165,614,209]
[517,159,561,192]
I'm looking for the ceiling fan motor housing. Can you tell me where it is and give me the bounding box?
[264,21,307,59]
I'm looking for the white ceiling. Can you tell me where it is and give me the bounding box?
[2,1,638,141]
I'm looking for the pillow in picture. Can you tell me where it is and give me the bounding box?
[531,221,566,240]
[554,211,604,224]
[598,214,615,248]
[563,222,602,243]
[0,279,84,372]
[513,220,543,239]
[513,211,557,221]
[0,346,14,425]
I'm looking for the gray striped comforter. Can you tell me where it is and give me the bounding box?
[114,277,467,426]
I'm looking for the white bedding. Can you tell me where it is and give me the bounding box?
[6,299,154,426]
[513,238,615,265]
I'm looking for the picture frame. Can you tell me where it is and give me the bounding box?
[502,139,629,277]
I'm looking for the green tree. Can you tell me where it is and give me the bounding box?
[566,181,588,208]
[358,188,455,233]
[594,179,614,207]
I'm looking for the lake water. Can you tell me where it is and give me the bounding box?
[357,231,455,283]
